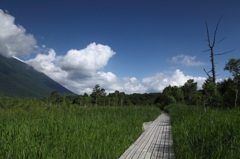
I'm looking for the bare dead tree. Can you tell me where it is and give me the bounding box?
[203,17,234,85]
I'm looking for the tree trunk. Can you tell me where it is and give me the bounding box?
[234,80,238,108]
[235,88,238,108]
[210,48,216,84]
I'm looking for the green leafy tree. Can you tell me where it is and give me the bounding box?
[163,85,184,103]
[119,92,125,106]
[224,58,240,107]
[181,79,199,105]
[108,90,119,106]
[49,91,61,105]
[202,78,222,107]
[155,85,183,109]
[90,84,106,106]
[108,91,126,106]
[83,93,91,106]
[155,93,177,110]
[217,78,235,108]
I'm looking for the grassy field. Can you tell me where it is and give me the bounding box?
[165,104,240,159]
[0,99,160,159]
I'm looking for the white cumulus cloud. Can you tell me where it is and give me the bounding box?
[122,77,148,94]
[171,54,206,66]
[57,42,115,77]
[0,10,36,57]
[142,69,206,92]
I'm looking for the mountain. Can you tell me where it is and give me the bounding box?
[0,55,76,97]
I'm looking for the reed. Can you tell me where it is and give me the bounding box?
[0,99,160,159]
[165,104,240,159]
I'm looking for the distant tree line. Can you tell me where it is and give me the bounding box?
[47,84,160,107]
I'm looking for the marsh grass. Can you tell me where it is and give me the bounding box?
[0,99,160,159]
[165,104,240,159]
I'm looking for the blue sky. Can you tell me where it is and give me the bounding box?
[0,0,240,94]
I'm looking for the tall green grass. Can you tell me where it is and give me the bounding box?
[165,104,240,159]
[0,100,160,159]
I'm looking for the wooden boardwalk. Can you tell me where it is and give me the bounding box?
[119,113,175,159]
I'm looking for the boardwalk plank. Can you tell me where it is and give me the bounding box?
[138,124,159,159]
[119,113,174,159]
[122,121,156,158]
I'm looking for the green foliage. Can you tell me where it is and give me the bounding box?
[163,86,184,103]
[126,93,160,106]
[165,104,240,159]
[217,78,236,108]
[155,85,183,109]
[224,58,240,78]
[181,79,200,105]
[49,91,62,105]
[165,95,176,105]
[90,84,107,106]
[108,91,126,106]
[202,78,222,107]
[224,58,240,107]
[0,98,160,159]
